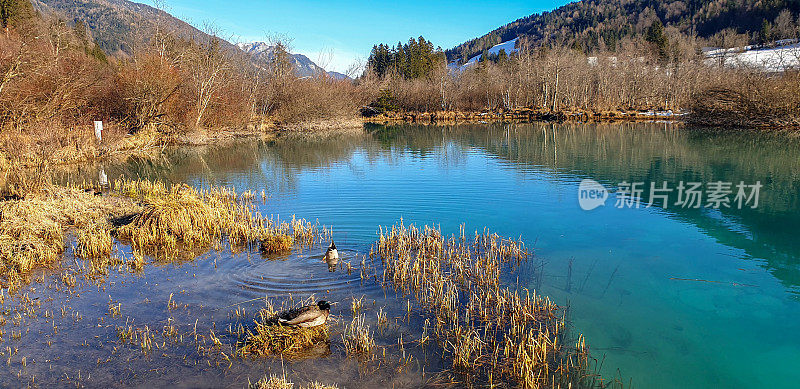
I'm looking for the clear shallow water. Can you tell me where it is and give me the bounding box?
[25,123,800,387]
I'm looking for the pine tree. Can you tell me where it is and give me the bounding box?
[0,0,35,29]
[645,20,669,59]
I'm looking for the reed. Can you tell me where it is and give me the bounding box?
[373,221,599,388]
[342,313,374,357]
[249,375,339,389]
[76,224,113,260]
[114,179,325,260]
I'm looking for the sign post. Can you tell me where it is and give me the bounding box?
[94,121,103,143]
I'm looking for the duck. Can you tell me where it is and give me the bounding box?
[322,241,339,272]
[277,300,331,328]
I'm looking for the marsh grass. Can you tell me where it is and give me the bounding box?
[0,185,140,291]
[373,221,603,388]
[249,374,339,389]
[0,176,326,292]
[342,313,374,358]
[76,225,114,260]
[238,300,330,358]
[114,179,326,261]
[259,233,294,254]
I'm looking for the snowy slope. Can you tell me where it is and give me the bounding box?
[450,38,519,70]
[704,40,800,72]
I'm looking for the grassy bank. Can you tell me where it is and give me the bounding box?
[0,177,325,291]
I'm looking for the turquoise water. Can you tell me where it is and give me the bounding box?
[92,123,800,387]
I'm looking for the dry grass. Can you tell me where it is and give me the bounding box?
[373,221,600,388]
[238,305,329,358]
[0,185,139,291]
[115,179,327,261]
[342,313,374,357]
[0,176,326,290]
[249,374,338,389]
[76,224,114,260]
[259,233,294,254]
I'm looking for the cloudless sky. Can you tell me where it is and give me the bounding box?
[151,0,571,73]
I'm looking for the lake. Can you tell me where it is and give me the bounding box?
[11,122,800,388]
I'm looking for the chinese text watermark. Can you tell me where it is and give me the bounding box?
[578,179,761,211]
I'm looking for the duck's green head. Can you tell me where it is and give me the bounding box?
[317,301,331,310]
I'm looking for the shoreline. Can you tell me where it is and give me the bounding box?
[361,108,688,124]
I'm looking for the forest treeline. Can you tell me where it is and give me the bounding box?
[363,13,800,128]
[0,0,363,166]
[446,0,800,63]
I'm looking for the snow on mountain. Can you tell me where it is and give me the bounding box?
[704,39,800,72]
[238,42,350,79]
[449,38,519,71]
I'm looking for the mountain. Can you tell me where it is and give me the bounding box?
[238,42,350,79]
[446,0,800,63]
[30,0,218,56]
[31,0,351,79]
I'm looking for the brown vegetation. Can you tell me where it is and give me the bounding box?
[690,71,800,128]
[238,299,329,358]
[249,374,338,389]
[0,3,365,167]
[372,222,613,388]
[0,183,139,291]
[0,175,327,291]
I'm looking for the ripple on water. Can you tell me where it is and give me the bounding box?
[227,249,382,297]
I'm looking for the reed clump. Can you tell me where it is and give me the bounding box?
[76,224,114,260]
[114,179,327,260]
[259,233,294,254]
[373,221,596,388]
[249,375,338,389]
[342,313,375,358]
[238,304,329,358]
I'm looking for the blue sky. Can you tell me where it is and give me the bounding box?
[154,0,570,73]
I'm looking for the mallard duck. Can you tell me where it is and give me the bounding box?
[277,301,331,328]
[323,241,339,272]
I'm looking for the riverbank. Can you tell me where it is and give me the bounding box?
[0,117,367,172]
[362,107,688,124]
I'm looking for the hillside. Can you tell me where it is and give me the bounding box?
[446,0,800,63]
[30,0,214,56]
[30,1,346,77]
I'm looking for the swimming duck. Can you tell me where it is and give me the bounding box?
[323,241,339,272]
[277,301,331,328]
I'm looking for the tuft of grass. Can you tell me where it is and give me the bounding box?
[239,308,329,358]
[249,375,339,389]
[76,224,114,260]
[250,375,293,389]
[342,313,374,357]
[259,233,294,254]
[115,179,321,260]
